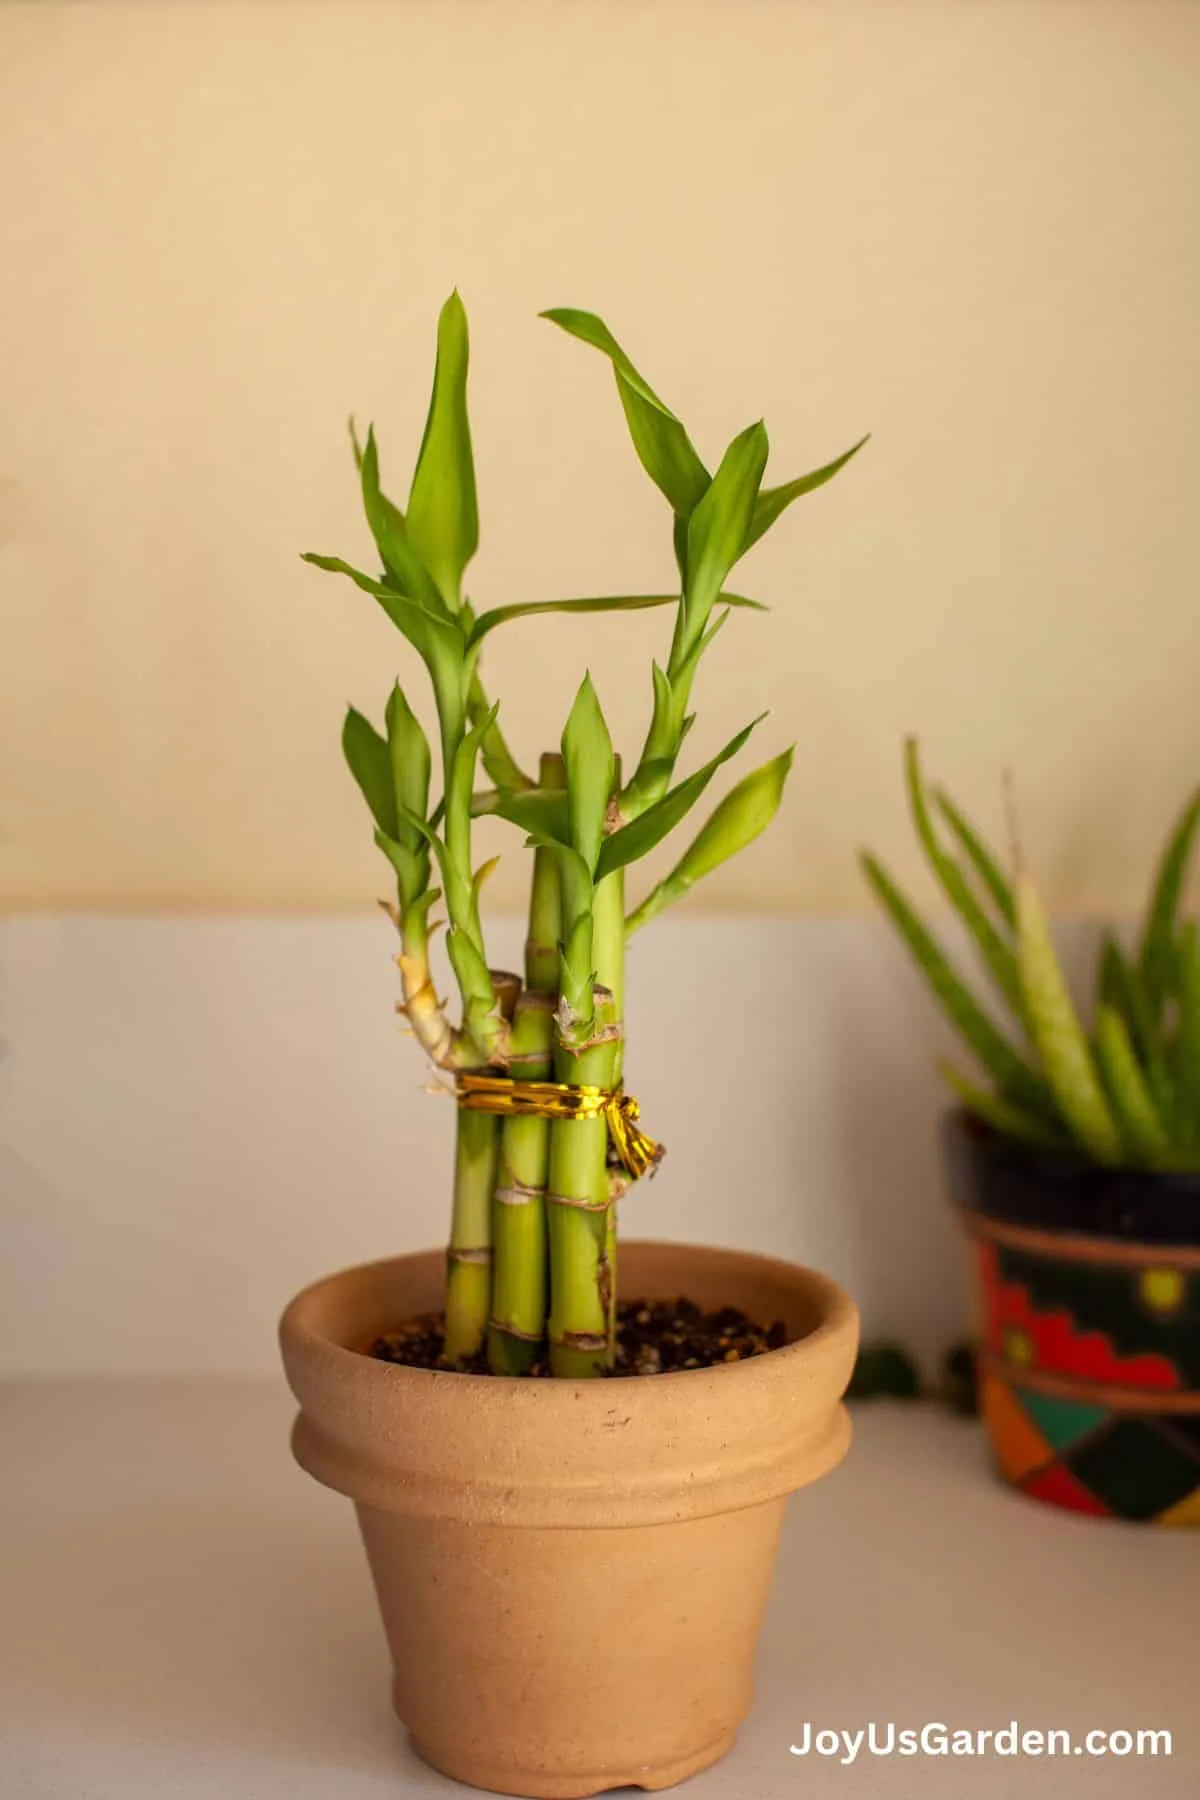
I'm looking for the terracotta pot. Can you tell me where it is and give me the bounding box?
[279,1238,857,1798]
[947,1111,1200,1525]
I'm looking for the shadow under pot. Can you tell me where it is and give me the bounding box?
[946,1111,1200,1525]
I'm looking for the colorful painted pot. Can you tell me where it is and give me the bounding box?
[947,1112,1200,1526]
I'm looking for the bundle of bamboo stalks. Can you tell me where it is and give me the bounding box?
[306,294,863,1374]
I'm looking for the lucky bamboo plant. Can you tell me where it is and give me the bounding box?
[865,740,1200,1169]
[306,293,864,1376]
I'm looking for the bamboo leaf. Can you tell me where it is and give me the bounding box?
[467,590,763,650]
[621,663,683,818]
[444,702,505,923]
[383,810,471,930]
[523,835,594,895]
[596,715,765,881]
[301,552,470,770]
[561,674,615,873]
[359,427,445,611]
[342,708,397,838]
[626,748,794,934]
[373,829,427,908]
[745,435,869,549]
[446,925,501,1056]
[466,672,532,792]
[624,610,733,818]
[406,291,479,611]
[933,789,1016,929]
[1138,787,1200,1011]
[557,901,596,1021]
[1095,1004,1168,1165]
[540,307,711,517]
[301,554,461,661]
[471,855,501,903]
[905,742,1024,1022]
[474,785,570,843]
[384,683,432,856]
[1015,872,1123,1164]
[672,511,689,585]
[682,422,769,656]
[348,416,364,471]
[862,853,1053,1116]
[938,1063,1070,1151]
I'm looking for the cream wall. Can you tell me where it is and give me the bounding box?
[3,0,1199,916]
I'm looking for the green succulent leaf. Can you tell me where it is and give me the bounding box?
[406,291,479,611]
[933,788,1017,929]
[1097,934,1173,1119]
[1173,923,1200,1146]
[1139,787,1200,1012]
[626,747,794,934]
[905,742,1024,1023]
[681,422,769,657]
[745,435,869,549]
[1015,872,1122,1164]
[342,707,397,838]
[597,714,766,881]
[938,1063,1069,1150]
[1094,1004,1168,1166]
[862,853,1053,1117]
[540,307,711,518]
[561,674,615,874]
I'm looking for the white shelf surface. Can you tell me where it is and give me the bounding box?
[2,1380,1195,1798]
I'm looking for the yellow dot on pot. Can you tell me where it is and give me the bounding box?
[1138,1268,1185,1315]
[1003,1327,1034,1366]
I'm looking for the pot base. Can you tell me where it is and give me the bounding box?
[407,1724,736,1798]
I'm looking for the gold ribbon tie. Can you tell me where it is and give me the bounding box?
[456,1073,664,1181]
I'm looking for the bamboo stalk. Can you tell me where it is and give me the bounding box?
[547,861,625,1379]
[487,754,564,1374]
[487,992,555,1373]
[524,753,565,993]
[443,969,519,1363]
[593,868,626,1359]
[547,984,621,1379]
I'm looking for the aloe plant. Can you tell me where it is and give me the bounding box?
[307,292,863,1375]
[865,741,1200,1169]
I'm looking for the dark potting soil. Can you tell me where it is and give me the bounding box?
[369,1297,788,1376]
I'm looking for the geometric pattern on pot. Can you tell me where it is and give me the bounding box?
[979,1369,1200,1526]
[971,1230,1200,1393]
[948,1115,1200,1527]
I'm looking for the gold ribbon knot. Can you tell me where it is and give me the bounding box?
[456,1073,664,1181]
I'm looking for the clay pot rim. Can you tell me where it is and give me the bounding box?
[281,1237,857,1406]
